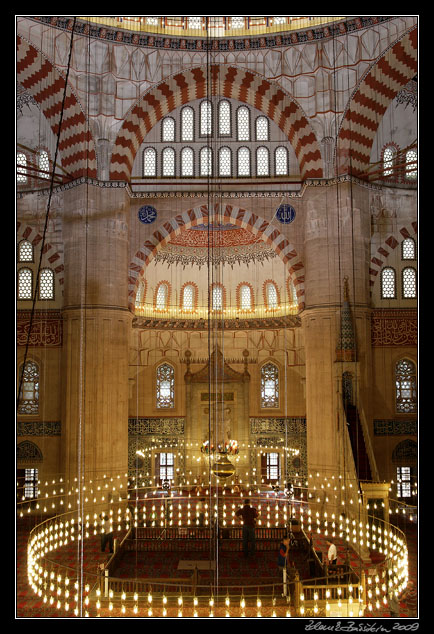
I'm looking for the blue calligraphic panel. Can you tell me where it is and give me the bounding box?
[138,205,157,224]
[276,204,296,224]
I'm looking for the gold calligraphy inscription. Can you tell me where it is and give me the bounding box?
[371,310,417,347]
[17,311,62,347]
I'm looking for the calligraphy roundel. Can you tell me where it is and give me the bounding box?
[138,205,157,224]
[276,204,296,224]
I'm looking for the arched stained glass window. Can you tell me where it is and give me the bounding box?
[17,152,27,184]
[18,268,32,300]
[156,282,169,310]
[265,282,278,309]
[383,146,396,177]
[261,362,279,408]
[182,284,195,311]
[18,240,33,262]
[256,146,269,176]
[402,267,417,299]
[212,284,223,311]
[275,146,289,175]
[237,106,250,141]
[18,360,39,414]
[395,359,417,414]
[402,238,416,260]
[162,147,175,177]
[239,284,252,310]
[218,147,231,177]
[255,116,269,141]
[181,106,194,142]
[37,149,50,179]
[405,149,417,180]
[200,147,213,176]
[156,363,175,409]
[237,147,250,177]
[162,117,175,142]
[39,268,54,300]
[143,148,157,177]
[381,267,396,299]
[218,100,231,136]
[200,100,212,136]
[181,147,194,177]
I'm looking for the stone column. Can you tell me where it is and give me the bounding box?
[61,183,132,483]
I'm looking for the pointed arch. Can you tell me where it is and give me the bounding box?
[128,204,305,311]
[110,64,323,181]
[16,222,64,288]
[369,222,417,294]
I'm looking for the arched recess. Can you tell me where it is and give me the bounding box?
[337,27,417,178]
[17,441,43,463]
[16,222,64,289]
[110,64,323,181]
[128,204,305,311]
[369,222,417,294]
[17,35,97,180]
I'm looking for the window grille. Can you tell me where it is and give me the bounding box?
[200,100,212,136]
[182,284,194,311]
[237,107,250,141]
[17,152,27,184]
[162,148,175,177]
[18,361,39,415]
[381,267,396,299]
[275,146,289,175]
[212,285,223,311]
[395,359,417,414]
[405,150,417,180]
[181,147,194,177]
[383,146,396,177]
[237,147,250,177]
[402,238,416,260]
[162,117,175,142]
[396,466,412,498]
[38,268,54,300]
[218,147,231,177]
[181,106,194,142]
[255,116,269,141]
[156,363,175,408]
[24,468,39,499]
[239,284,252,310]
[231,17,245,29]
[218,100,231,136]
[37,150,50,179]
[18,240,33,262]
[18,268,32,300]
[187,16,202,29]
[256,146,270,176]
[135,280,146,307]
[261,362,279,408]
[200,147,213,176]
[266,282,278,308]
[402,267,417,299]
[143,148,157,177]
[156,283,168,310]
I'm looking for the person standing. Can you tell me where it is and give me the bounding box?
[278,536,290,596]
[235,499,258,557]
[100,513,114,554]
[326,540,337,566]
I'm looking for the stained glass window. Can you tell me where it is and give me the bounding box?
[18,361,39,415]
[383,146,396,177]
[381,267,396,299]
[237,106,250,141]
[156,282,169,310]
[18,268,32,300]
[405,150,417,180]
[37,149,50,179]
[143,148,157,177]
[200,100,212,136]
[200,147,212,176]
[237,147,250,177]
[261,362,279,408]
[239,284,252,310]
[266,282,278,308]
[402,267,417,299]
[162,147,175,177]
[255,116,269,141]
[218,147,231,177]
[218,100,231,136]
[18,240,33,262]
[182,284,195,311]
[402,238,416,260]
[162,117,175,142]
[275,146,289,175]
[156,363,175,408]
[181,147,194,177]
[38,268,54,300]
[395,359,417,414]
[256,146,269,176]
[181,106,194,142]
[17,152,27,184]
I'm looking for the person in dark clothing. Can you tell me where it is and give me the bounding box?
[100,513,114,553]
[235,499,258,557]
[278,537,290,573]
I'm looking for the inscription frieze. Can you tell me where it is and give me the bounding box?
[128,418,185,436]
[17,311,63,347]
[374,419,417,436]
[371,310,417,347]
[17,421,61,436]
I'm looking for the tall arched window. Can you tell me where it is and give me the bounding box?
[402,267,417,299]
[37,149,50,180]
[181,106,194,142]
[237,147,250,177]
[255,116,269,141]
[256,146,270,176]
[265,281,278,309]
[238,283,252,311]
[162,117,175,142]
[181,147,194,177]
[18,268,33,300]
[200,100,212,136]
[156,363,175,409]
[38,268,54,300]
[200,147,212,176]
[155,282,169,310]
[381,267,396,299]
[405,149,417,181]
[18,240,33,263]
[237,106,250,141]
[383,146,397,178]
[395,359,417,413]
[275,146,289,176]
[218,100,231,136]
[218,147,232,177]
[135,280,146,309]
[18,360,39,414]
[17,152,27,184]
[143,148,157,177]
[182,284,195,311]
[261,362,279,408]
[212,284,224,311]
[162,147,175,177]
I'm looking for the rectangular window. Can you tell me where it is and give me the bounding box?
[397,466,412,498]
[261,452,280,482]
[158,453,174,483]
[24,468,39,499]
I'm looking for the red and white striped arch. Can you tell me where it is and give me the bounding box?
[338,27,417,178]
[17,222,65,288]
[128,204,305,311]
[369,222,417,293]
[110,64,323,182]
[17,36,97,181]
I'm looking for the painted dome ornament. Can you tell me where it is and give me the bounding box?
[138,205,157,224]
